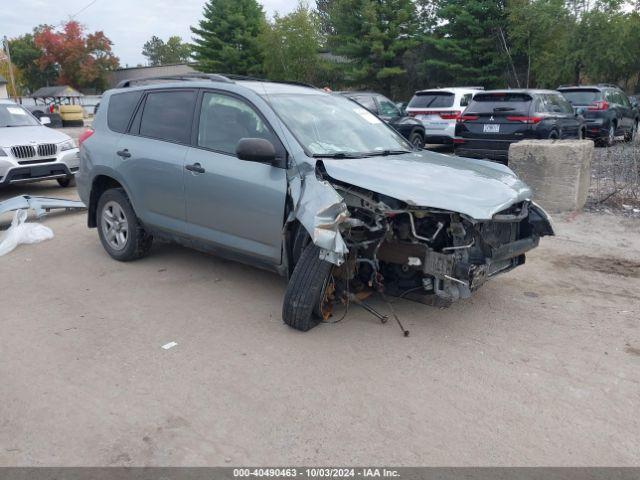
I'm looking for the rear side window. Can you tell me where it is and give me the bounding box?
[467,93,532,114]
[559,89,601,105]
[107,91,143,133]
[408,92,454,109]
[139,90,197,143]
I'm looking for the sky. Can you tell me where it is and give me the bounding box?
[3,0,297,67]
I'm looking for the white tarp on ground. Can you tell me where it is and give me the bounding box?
[0,210,54,256]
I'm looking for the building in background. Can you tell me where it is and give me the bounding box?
[107,63,196,89]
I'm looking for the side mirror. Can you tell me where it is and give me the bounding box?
[236,138,277,165]
[40,116,51,125]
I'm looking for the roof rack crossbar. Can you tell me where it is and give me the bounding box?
[116,73,233,88]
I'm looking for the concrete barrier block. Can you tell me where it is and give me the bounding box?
[508,140,594,213]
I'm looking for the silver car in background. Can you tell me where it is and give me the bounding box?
[0,100,79,188]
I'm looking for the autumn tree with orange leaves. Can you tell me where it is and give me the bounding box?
[34,21,119,91]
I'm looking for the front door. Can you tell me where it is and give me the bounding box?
[183,91,287,265]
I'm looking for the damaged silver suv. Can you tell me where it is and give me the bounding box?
[77,74,554,332]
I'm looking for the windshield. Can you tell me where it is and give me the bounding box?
[559,89,602,105]
[0,104,40,127]
[265,93,411,156]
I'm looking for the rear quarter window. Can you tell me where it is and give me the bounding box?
[107,91,143,133]
[409,92,454,109]
[466,93,532,114]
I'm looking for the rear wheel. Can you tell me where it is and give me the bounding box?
[97,188,153,262]
[282,244,333,332]
[605,123,616,147]
[409,130,424,149]
[624,121,637,142]
[548,130,559,140]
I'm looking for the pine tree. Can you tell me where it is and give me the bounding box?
[191,0,266,76]
[424,0,508,88]
[325,0,419,95]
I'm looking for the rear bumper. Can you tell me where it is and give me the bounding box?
[454,146,509,163]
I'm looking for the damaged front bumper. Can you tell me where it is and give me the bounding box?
[0,195,86,219]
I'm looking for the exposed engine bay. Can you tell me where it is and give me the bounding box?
[306,168,555,319]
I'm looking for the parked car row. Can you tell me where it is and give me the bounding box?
[345,83,639,164]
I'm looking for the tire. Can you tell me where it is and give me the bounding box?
[57,176,76,188]
[96,188,153,262]
[282,244,333,332]
[605,123,615,147]
[548,130,559,140]
[624,121,637,143]
[409,130,424,149]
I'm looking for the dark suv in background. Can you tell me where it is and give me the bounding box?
[557,84,639,146]
[339,92,425,147]
[454,90,584,163]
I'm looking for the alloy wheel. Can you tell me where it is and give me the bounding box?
[101,201,129,251]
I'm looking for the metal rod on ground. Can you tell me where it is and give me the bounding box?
[2,36,18,101]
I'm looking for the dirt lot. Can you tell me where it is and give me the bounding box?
[1,141,639,466]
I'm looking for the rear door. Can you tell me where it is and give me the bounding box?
[117,89,196,232]
[545,93,580,138]
[616,91,634,130]
[183,90,287,264]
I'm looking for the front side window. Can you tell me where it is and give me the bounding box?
[460,93,473,107]
[266,93,411,156]
[139,90,196,143]
[0,104,40,127]
[197,92,277,155]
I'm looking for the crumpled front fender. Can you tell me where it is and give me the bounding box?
[289,169,349,266]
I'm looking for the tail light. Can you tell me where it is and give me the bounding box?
[439,111,461,120]
[457,114,479,123]
[588,101,609,111]
[78,128,95,146]
[506,116,542,124]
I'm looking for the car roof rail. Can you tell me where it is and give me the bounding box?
[597,83,623,89]
[115,73,234,88]
[222,74,318,89]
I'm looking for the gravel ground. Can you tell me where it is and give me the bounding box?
[0,132,638,466]
[586,136,640,218]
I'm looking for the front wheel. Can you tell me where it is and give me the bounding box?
[282,244,333,332]
[57,176,76,188]
[96,188,153,262]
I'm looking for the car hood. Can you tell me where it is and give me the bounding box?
[320,150,532,220]
[0,126,71,147]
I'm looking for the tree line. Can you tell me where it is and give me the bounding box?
[4,0,639,99]
[190,0,640,99]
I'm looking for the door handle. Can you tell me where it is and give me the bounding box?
[117,149,131,159]
[185,162,205,174]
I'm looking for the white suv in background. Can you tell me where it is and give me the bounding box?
[0,100,79,188]
[406,87,484,144]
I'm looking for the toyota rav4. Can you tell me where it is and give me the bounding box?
[77,74,554,332]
